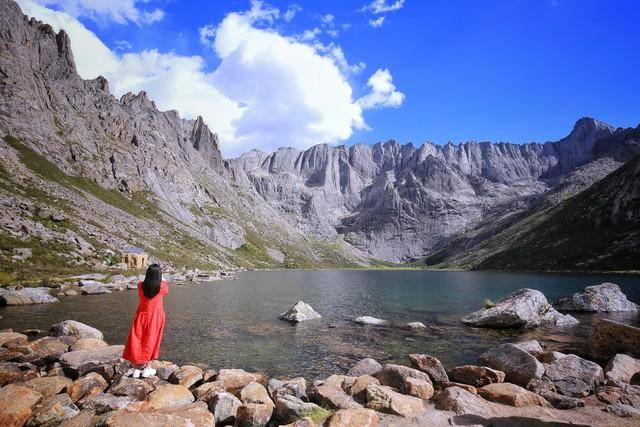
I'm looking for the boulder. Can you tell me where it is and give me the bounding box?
[364,384,425,417]
[479,343,545,386]
[478,383,551,407]
[462,288,578,329]
[605,354,640,385]
[406,322,427,329]
[155,402,216,426]
[543,354,604,397]
[193,381,225,401]
[240,381,273,406]
[540,351,568,364]
[18,336,69,365]
[273,394,331,424]
[80,392,131,414]
[591,320,640,359]
[554,283,639,312]
[105,409,192,426]
[448,365,505,387]
[109,376,154,400]
[326,408,378,427]
[235,403,273,427]
[354,316,388,326]
[218,369,265,393]
[268,377,307,400]
[79,282,112,295]
[27,393,79,427]
[323,374,355,390]
[70,338,108,351]
[408,354,448,383]
[349,375,380,401]
[374,364,433,393]
[203,369,217,382]
[57,409,95,427]
[0,332,28,347]
[207,391,242,425]
[146,384,195,409]
[311,383,361,409]
[403,377,434,400]
[50,320,103,340]
[169,365,203,388]
[24,375,73,400]
[278,301,321,322]
[0,362,38,385]
[0,383,43,427]
[0,287,58,305]
[347,358,382,377]
[538,391,585,410]
[67,372,108,402]
[513,340,544,358]
[440,382,478,395]
[59,345,124,377]
[434,386,497,416]
[150,360,179,380]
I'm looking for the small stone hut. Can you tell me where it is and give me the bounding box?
[121,247,148,269]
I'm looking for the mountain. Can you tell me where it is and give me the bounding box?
[0,0,638,279]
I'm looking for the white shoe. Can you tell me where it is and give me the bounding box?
[141,367,156,378]
[132,369,141,379]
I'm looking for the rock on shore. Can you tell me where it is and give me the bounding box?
[0,287,58,306]
[462,288,579,329]
[554,283,639,312]
[590,319,640,359]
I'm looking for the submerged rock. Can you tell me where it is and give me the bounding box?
[554,283,639,312]
[278,301,321,323]
[354,316,388,326]
[590,320,640,359]
[0,287,58,306]
[462,288,579,329]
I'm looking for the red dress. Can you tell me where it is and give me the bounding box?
[122,281,168,364]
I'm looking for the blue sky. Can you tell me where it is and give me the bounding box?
[18,0,640,155]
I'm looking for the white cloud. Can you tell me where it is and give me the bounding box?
[113,39,133,51]
[17,0,404,157]
[357,68,405,109]
[362,0,404,14]
[320,14,334,24]
[283,4,302,22]
[36,0,165,25]
[369,16,385,27]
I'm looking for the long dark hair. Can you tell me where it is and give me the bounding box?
[142,263,162,299]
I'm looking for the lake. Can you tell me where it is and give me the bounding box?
[1,270,639,379]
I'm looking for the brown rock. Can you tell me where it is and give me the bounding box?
[0,383,43,427]
[349,375,380,401]
[24,375,73,400]
[105,409,192,426]
[240,381,273,406]
[59,345,125,378]
[324,374,355,390]
[268,377,307,400]
[155,401,216,426]
[218,369,265,393]
[57,409,95,427]
[109,376,154,400]
[364,384,425,417]
[374,364,433,393]
[147,384,195,409]
[440,381,477,395]
[0,332,28,348]
[67,372,108,403]
[169,364,204,388]
[449,365,505,387]
[80,392,131,414]
[540,351,568,364]
[347,358,382,377]
[27,393,79,426]
[150,360,179,381]
[203,369,217,382]
[208,391,241,425]
[311,383,361,410]
[0,362,38,385]
[590,319,640,359]
[403,377,434,400]
[18,337,69,365]
[409,354,449,383]
[435,386,496,416]
[194,380,225,401]
[605,354,640,385]
[235,403,273,427]
[478,383,552,407]
[70,338,108,351]
[326,408,378,427]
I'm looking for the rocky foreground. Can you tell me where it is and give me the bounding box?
[0,314,639,427]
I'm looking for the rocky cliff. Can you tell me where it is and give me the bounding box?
[0,0,638,277]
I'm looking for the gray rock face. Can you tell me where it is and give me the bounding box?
[543,354,604,397]
[462,289,578,329]
[479,343,545,386]
[554,283,639,312]
[278,301,321,322]
[50,320,103,340]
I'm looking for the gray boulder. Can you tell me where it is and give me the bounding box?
[50,320,103,340]
[354,316,388,326]
[278,301,321,322]
[462,289,578,329]
[59,345,124,377]
[605,354,640,385]
[348,358,382,377]
[409,354,449,383]
[555,283,639,312]
[0,287,58,305]
[543,354,604,397]
[479,343,545,386]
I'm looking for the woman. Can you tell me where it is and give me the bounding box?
[122,263,169,378]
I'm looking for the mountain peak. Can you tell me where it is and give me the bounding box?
[570,117,615,137]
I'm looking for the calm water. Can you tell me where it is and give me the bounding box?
[1,270,639,379]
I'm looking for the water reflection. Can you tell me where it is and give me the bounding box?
[1,270,638,379]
